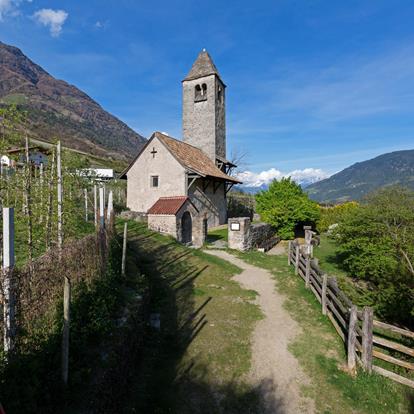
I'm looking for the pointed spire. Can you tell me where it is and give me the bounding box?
[183,49,222,81]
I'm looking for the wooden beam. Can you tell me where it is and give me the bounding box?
[225,183,234,194]
[372,365,414,389]
[187,176,197,191]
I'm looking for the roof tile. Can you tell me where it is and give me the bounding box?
[147,196,189,215]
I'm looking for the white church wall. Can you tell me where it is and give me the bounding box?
[127,136,186,213]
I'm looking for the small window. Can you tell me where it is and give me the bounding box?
[150,175,159,187]
[218,86,223,103]
[195,83,207,102]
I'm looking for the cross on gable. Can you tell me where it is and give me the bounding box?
[150,147,157,158]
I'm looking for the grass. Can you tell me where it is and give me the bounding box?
[205,225,228,244]
[120,220,265,413]
[233,249,413,414]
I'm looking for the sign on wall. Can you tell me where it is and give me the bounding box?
[230,222,240,231]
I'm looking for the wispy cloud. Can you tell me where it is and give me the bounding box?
[237,167,329,188]
[0,0,28,20]
[269,44,414,123]
[33,8,68,37]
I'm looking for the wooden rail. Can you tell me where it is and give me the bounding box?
[288,238,414,388]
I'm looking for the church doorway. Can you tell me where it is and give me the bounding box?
[181,211,192,244]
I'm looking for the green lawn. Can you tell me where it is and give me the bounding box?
[233,249,412,414]
[206,225,228,244]
[120,220,264,413]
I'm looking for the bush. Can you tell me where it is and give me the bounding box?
[255,178,320,239]
[317,202,358,233]
[333,187,414,327]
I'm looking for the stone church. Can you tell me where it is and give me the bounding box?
[121,50,240,246]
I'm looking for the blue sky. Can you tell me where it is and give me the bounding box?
[1,0,414,185]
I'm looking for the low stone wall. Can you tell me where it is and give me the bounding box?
[228,217,276,251]
[250,222,276,249]
[119,210,148,223]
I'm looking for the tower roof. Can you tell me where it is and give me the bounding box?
[183,49,223,82]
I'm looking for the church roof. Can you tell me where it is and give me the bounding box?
[120,132,241,184]
[183,50,223,82]
[155,132,240,183]
[148,196,191,215]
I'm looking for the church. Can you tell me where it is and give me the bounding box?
[121,50,240,246]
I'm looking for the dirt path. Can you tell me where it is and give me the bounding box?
[206,250,315,414]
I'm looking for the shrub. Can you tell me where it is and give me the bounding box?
[334,187,414,327]
[255,178,320,239]
[317,202,358,233]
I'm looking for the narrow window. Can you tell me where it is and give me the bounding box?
[150,175,159,187]
[218,86,223,103]
[195,83,207,102]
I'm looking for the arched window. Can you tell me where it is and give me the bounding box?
[194,83,207,102]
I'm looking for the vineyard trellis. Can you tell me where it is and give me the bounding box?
[0,108,123,384]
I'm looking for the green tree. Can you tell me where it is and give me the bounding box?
[255,177,320,239]
[334,186,414,326]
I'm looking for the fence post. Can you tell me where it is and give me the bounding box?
[107,190,113,222]
[362,306,374,373]
[2,207,15,352]
[99,187,105,229]
[122,222,128,276]
[94,184,97,226]
[295,243,300,275]
[288,241,292,265]
[321,274,328,315]
[305,255,311,288]
[84,188,88,222]
[62,275,71,385]
[347,305,357,373]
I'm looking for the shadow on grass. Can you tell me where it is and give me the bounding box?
[122,223,286,414]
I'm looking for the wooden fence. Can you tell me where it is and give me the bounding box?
[288,239,414,388]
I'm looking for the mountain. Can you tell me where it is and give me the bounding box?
[0,41,146,161]
[306,150,414,203]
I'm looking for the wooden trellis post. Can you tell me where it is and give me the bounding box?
[2,207,15,352]
[84,188,88,222]
[122,222,128,276]
[107,190,113,222]
[347,305,357,373]
[99,187,105,228]
[94,184,97,226]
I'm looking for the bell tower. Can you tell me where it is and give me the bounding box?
[182,49,226,162]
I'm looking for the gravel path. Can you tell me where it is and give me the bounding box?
[206,250,315,414]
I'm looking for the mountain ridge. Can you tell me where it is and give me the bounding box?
[0,41,146,161]
[306,149,414,203]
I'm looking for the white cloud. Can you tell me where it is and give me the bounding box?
[0,0,17,20]
[33,8,68,37]
[0,0,32,20]
[237,167,329,188]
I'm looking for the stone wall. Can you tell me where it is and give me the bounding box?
[189,178,227,227]
[182,74,226,161]
[148,214,178,237]
[228,217,276,251]
[119,210,148,223]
